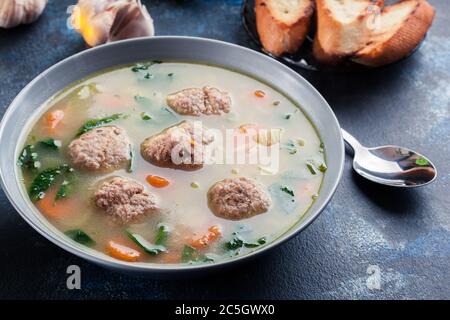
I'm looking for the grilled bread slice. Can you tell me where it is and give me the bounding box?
[255,0,314,56]
[313,0,384,64]
[352,0,435,67]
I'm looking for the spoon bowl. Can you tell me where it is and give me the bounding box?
[342,130,437,187]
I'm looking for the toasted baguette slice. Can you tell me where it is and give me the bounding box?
[352,0,435,67]
[255,0,314,56]
[313,0,384,64]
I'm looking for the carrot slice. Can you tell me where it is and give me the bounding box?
[191,225,222,249]
[36,188,76,219]
[46,110,64,130]
[106,240,141,262]
[254,90,266,98]
[146,175,170,188]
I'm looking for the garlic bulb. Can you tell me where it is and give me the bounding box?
[0,0,47,28]
[69,0,155,47]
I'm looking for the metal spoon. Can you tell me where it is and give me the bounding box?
[342,129,437,187]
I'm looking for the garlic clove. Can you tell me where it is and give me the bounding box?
[0,0,48,29]
[69,0,155,47]
[108,1,154,42]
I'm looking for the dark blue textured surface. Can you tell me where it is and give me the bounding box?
[0,0,449,299]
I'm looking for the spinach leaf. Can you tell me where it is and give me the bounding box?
[224,233,267,251]
[155,224,169,246]
[17,144,40,169]
[55,182,70,201]
[181,245,197,262]
[130,61,162,72]
[65,229,96,247]
[243,237,267,248]
[280,186,295,197]
[181,245,214,263]
[29,165,70,201]
[76,113,123,136]
[140,112,152,120]
[269,183,297,214]
[55,169,76,201]
[224,235,244,250]
[126,230,166,255]
[39,138,62,150]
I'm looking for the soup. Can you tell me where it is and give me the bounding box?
[18,62,326,265]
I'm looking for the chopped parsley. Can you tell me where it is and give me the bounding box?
[280,186,295,197]
[140,112,152,121]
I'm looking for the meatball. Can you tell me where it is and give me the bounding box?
[207,177,272,220]
[68,126,131,171]
[166,86,231,116]
[141,120,214,171]
[94,176,158,224]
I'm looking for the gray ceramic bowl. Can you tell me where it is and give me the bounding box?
[0,36,344,274]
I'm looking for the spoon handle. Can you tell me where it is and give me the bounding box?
[341,129,363,155]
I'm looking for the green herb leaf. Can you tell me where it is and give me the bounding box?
[39,138,62,150]
[224,234,267,251]
[244,237,267,248]
[168,73,174,77]
[181,245,214,263]
[224,235,244,250]
[144,73,153,79]
[181,245,197,262]
[17,144,39,169]
[131,63,151,72]
[55,182,70,201]
[76,113,122,136]
[140,112,152,121]
[55,169,76,201]
[415,158,429,166]
[318,163,327,173]
[131,61,162,72]
[29,165,70,201]
[126,230,166,255]
[65,229,96,247]
[155,224,169,246]
[284,113,292,119]
[306,162,317,175]
[280,186,295,197]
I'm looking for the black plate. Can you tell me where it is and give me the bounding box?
[241,0,425,73]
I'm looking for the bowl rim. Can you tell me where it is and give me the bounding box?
[0,36,344,273]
